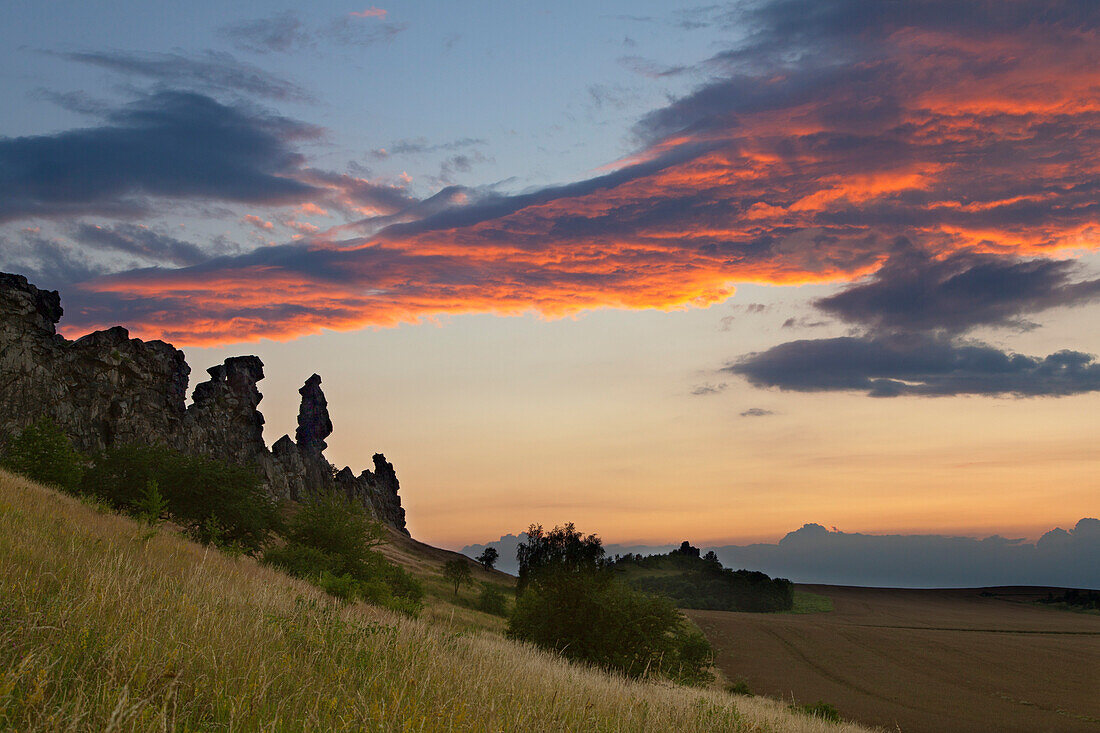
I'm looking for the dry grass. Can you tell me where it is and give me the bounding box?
[0,470,875,732]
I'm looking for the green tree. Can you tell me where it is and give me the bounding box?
[476,546,499,570]
[1,417,84,491]
[263,493,423,615]
[442,559,473,596]
[478,583,508,616]
[516,522,606,593]
[81,444,279,553]
[508,523,714,684]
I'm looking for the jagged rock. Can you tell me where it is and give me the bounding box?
[0,272,409,534]
[295,374,333,452]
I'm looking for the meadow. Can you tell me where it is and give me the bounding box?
[691,584,1100,733]
[0,469,874,732]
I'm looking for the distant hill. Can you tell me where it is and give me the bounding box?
[613,544,794,612]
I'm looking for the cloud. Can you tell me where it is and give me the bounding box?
[727,334,1100,397]
[22,1,1100,347]
[817,242,1100,334]
[349,7,387,19]
[463,518,1100,588]
[711,518,1100,588]
[60,50,310,101]
[739,407,773,417]
[0,91,322,223]
[220,12,312,54]
[326,17,406,46]
[71,223,237,266]
[691,382,727,396]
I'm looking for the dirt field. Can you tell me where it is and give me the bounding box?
[688,585,1100,733]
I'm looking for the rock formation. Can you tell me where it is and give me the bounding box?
[0,272,407,534]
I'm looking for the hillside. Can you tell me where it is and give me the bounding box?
[0,470,875,732]
[613,547,794,612]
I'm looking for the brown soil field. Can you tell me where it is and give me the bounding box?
[688,585,1100,733]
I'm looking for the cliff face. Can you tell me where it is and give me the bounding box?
[0,273,407,534]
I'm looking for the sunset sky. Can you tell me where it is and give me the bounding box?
[2,0,1098,549]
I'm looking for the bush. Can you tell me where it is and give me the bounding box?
[727,679,753,696]
[796,701,841,723]
[80,444,279,553]
[508,523,714,684]
[263,494,423,616]
[478,584,509,616]
[1,417,85,492]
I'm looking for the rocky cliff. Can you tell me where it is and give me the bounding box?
[0,272,407,534]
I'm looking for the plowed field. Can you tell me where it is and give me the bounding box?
[688,586,1100,733]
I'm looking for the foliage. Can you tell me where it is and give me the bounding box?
[134,479,168,524]
[516,522,608,593]
[80,443,279,552]
[1,417,84,492]
[442,558,473,596]
[726,679,753,696]
[0,472,815,732]
[509,523,714,684]
[795,700,842,723]
[478,583,509,616]
[1040,588,1100,611]
[263,494,423,616]
[613,549,794,612]
[476,546,499,570]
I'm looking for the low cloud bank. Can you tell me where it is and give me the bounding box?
[464,518,1100,588]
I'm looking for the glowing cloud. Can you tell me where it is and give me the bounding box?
[35,1,1100,347]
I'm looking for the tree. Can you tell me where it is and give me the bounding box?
[702,550,720,565]
[1,417,84,492]
[516,522,607,593]
[476,546,499,570]
[508,522,714,684]
[443,559,473,596]
[674,540,701,558]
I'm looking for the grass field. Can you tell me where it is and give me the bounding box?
[0,469,875,732]
[689,584,1100,733]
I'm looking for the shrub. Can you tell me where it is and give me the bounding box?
[1,417,84,492]
[442,558,473,596]
[134,479,168,524]
[478,584,509,616]
[80,443,279,553]
[726,679,753,696]
[263,494,423,616]
[796,700,841,723]
[508,523,714,684]
[476,546,499,570]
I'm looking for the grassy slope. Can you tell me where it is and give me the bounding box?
[0,470,876,732]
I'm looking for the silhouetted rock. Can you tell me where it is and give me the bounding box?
[0,272,409,533]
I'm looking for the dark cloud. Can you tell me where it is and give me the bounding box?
[727,334,1100,397]
[71,223,239,266]
[60,50,311,101]
[220,12,312,54]
[325,18,407,47]
[740,407,773,417]
[30,89,110,116]
[781,317,828,329]
[370,137,487,158]
[691,382,728,396]
[0,91,321,223]
[817,243,1100,334]
[0,231,109,287]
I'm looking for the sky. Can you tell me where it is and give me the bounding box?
[2,0,1098,554]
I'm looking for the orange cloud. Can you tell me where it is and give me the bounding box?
[56,3,1100,346]
[349,7,386,18]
